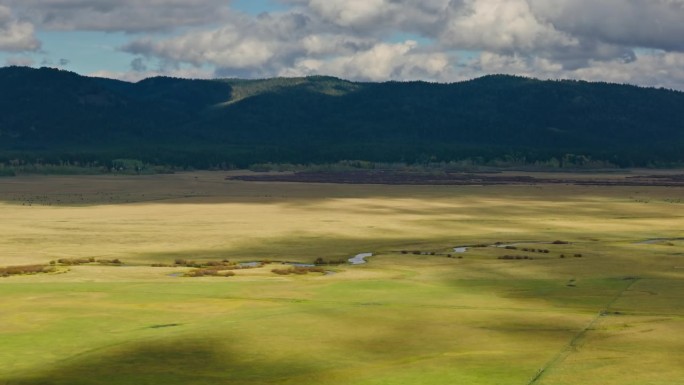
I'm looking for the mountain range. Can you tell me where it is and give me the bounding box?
[1,66,683,168]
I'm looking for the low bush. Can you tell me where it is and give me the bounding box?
[498,255,533,260]
[57,257,94,265]
[97,259,122,265]
[271,266,325,275]
[1,264,56,277]
[173,259,241,268]
[185,268,236,277]
[520,248,548,254]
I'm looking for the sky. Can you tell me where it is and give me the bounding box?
[1,0,684,89]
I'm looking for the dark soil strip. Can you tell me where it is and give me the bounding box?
[229,171,684,187]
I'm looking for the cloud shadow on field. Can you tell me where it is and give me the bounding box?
[4,336,318,385]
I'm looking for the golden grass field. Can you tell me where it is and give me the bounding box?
[0,171,682,384]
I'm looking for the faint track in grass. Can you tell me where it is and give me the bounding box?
[526,277,641,385]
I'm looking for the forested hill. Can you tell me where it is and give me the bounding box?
[2,66,684,169]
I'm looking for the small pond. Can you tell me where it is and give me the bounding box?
[238,262,262,268]
[349,253,372,265]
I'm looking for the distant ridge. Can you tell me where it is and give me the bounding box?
[1,66,683,168]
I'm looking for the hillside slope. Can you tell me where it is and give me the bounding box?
[1,66,683,167]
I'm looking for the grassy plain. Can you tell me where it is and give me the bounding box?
[0,171,683,384]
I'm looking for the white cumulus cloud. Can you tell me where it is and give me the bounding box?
[440,0,578,52]
[0,5,40,52]
[8,0,684,89]
[282,40,451,81]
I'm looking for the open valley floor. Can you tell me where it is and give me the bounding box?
[1,171,683,385]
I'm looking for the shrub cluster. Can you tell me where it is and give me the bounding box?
[560,254,583,258]
[1,264,56,277]
[271,267,325,275]
[498,255,534,260]
[97,259,122,265]
[400,250,440,256]
[520,248,550,253]
[54,257,94,265]
[180,259,267,277]
[185,268,236,277]
[173,259,260,269]
[49,257,121,265]
[574,254,583,258]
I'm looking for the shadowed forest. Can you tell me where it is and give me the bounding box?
[2,67,684,171]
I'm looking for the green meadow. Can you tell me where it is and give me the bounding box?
[0,171,682,384]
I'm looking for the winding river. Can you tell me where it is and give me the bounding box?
[348,252,373,265]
